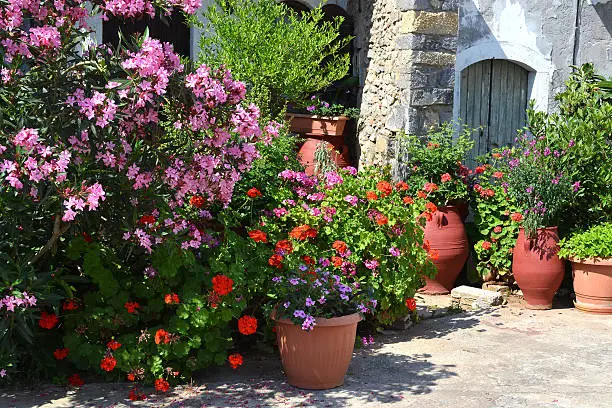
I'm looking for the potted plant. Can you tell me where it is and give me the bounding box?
[269,270,374,389]
[559,223,612,314]
[397,124,474,294]
[504,133,578,309]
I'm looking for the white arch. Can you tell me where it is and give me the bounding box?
[453,39,555,122]
[297,0,348,10]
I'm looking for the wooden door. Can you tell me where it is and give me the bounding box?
[103,13,191,57]
[460,59,529,165]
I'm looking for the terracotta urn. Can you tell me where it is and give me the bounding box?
[274,313,361,390]
[419,206,470,294]
[297,139,351,176]
[512,227,565,309]
[570,258,612,314]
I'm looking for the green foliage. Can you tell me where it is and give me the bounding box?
[559,223,612,260]
[199,0,352,117]
[526,64,612,229]
[304,95,360,119]
[396,124,474,206]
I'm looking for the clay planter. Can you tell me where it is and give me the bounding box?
[297,138,351,176]
[570,258,612,314]
[512,227,565,309]
[287,113,349,138]
[420,206,470,295]
[274,313,361,390]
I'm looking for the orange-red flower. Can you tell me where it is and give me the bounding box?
[493,226,502,233]
[189,195,205,208]
[376,181,393,197]
[39,312,59,330]
[403,196,414,205]
[492,153,502,159]
[405,298,417,311]
[366,191,378,201]
[53,348,69,360]
[427,142,440,149]
[275,239,293,254]
[124,301,140,314]
[228,353,243,369]
[164,293,180,304]
[331,256,343,267]
[238,315,258,336]
[511,212,524,222]
[332,240,348,255]
[129,389,147,401]
[425,202,438,213]
[107,340,121,351]
[422,240,431,252]
[441,173,452,183]
[139,215,156,225]
[100,356,117,372]
[428,249,440,261]
[212,275,234,296]
[127,373,136,382]
[493,171,504,179]
[154,378,170,392]
[289,225,317,240]
[154,329,170,345]
[475,166,486,174]
[68,373,84,387]
[375,213,388,225]
[268,254,283,269]
[248,229,267,243]
[395,181,409,191]
[247,187,262,198]
[301,255,315,265]
[62,299,79,311]
[424,182,438,193]
[482,241,492,250]
[417,190,427,199]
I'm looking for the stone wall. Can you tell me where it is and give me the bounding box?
[347,0,459,169]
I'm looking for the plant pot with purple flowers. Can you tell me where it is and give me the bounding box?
[504,133,578,309]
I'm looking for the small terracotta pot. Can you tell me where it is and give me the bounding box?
[570,257,612,314]
[512,227,565,309]
[287,113,349,137]
[297,139,352,176]
[275,313,361,390]
[419,206,470,295]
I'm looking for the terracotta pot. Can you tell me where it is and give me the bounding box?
[570,257,612,314]
[512,227,565,309]
[287,113,349,137]
[275,313,361,390]
[297,139,352,176]
[419,206,470,294]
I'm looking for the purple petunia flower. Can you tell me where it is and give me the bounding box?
[302,314,316,331]
[573,181,581,192]
[283,301,291,309]
[344,195,358,206]
[272,276,282,283]
[364,259,379,270]
[294,309,306,318]
[305,297,315,307]
[289,278,300,286]
[306,105,316,112]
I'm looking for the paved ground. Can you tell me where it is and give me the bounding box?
[2,299,611,408]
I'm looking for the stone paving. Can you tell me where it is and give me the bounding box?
[2,296,611,408]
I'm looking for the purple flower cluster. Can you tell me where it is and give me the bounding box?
[1,292,37,312]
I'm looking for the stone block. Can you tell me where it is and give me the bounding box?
[451,285,504,310]
[411,50,456,66]
[441,0,459,11]
[396,33,457,52]
[482,282,511,298]
[399,10,459,36]
[410,88,453,106]
[386,105,406,131]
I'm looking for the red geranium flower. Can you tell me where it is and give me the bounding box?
[82,231,93,243]
[376,181,393,197]
[124,301,140,314]
[154,378,170,392]
[428,249,440,261]
[425,202,438,213]
[493,171,504,179]
[403,196,414,205]
[39,312,59,330]
[493,226,502,233]
[68,373,84,387]
[365,191,378,201]
[212,275,234,296]
[427,142,440,149]
[268,254,284,269]
[189,195,205,208]
[248,229,267,243]
[375,213,388,226]
[405,298,417,311]
[492,153,502,159]
[53,348,69,360]
[331,256,343,267]
[228,353,243,369]
[247,188,262,198]
[127,373,136,382]
[424,182,438,193]
[237,315,258,336]
[482,241,492,250]
[164,293,180,304]
[62,299,79,311]
[332,240,348,255]
[275,239,293,254]
[417,190,427,199]
[441,173,452,183]
[154,329,170,345]
[129,389,147,401]
[100,356,117,372]
[139,215,156,225]
[395,181,409,191]
[511,212,524,222]
[107,340,121,351]
[475,166,486,174]
[289,225,317,240]
[302,255,315,265]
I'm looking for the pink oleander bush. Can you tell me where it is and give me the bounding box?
[0,0,280,385]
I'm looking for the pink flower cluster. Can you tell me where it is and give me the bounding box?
[1,292,37,312]
[62,182,106,221]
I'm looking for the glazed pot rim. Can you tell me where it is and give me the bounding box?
[569,257,612,266]
[273,312,363,327]
[286,113,349,121]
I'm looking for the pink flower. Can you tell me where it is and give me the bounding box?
[441,173,451,183]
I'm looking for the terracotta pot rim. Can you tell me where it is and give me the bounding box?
[569,257,612,266]
[519,226,559,232]
[273,312,363,327]
[286,113,349,121]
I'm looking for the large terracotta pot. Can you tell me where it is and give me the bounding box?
[297,138,351,176]
[512,227,565,309]
[287,113,349,138]
[570,258,612,314]
[275,313,361,390]
[420,206,470,294]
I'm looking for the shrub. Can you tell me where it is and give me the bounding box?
[199,0,352,117]
[558,223,612,260]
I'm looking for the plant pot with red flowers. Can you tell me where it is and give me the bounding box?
[397,124,475,294]
[503,133,578,309]
[559,223,612,314]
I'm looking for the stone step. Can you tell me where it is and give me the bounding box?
[451,285,504,310]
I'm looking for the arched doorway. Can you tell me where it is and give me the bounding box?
[102,13,191,57]
[282,1,311,13]
[459,59,529,164]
